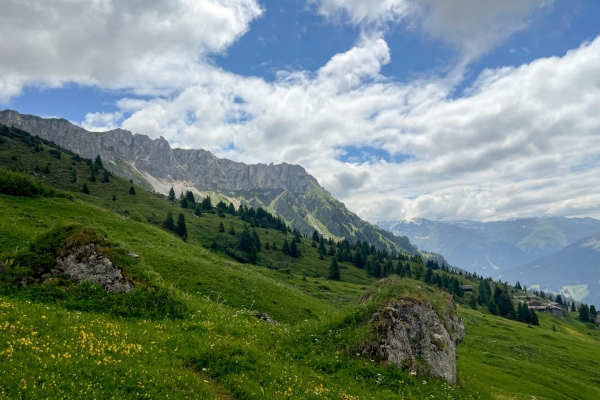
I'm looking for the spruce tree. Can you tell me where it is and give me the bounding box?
[164,212,175,231]
[579,304,590,322]
[228,224,236,235]
[112,194,116,201]
[329,257,340,280]
[571,302,576,312]
[469,292,478,310]
[94,155,103,169]
[181,198,189,209]
[71,169,77,183]
[218,222,225,233]
[185,191,196,206]
[201,196,212,210]
[194,205,202,216]
[590,305,597,319]
[89,169,96,182]
[81,183,90,194]
[175,213,188,240]
[168,187,176,202]
[43,164,50,174]
[129,186,136,195]
[530,308,539,325]
[282,238,290,255]
[289,239,299,258]
[312,230,320,243]
[102,169,110,183]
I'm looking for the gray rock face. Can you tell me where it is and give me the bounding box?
[55,244,134,293]
[0,109,416,253]
[362,299,465,383]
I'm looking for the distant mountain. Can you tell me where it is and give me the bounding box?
[501,233,600,306]
[0,109,415,254]
[378,217,600,273]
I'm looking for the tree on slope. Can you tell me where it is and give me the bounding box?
[329,257,340,280]
[176,213,188,240]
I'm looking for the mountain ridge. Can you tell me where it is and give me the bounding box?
[0,109,415,254]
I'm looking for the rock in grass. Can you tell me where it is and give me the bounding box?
[361,298,464,383]
[55,244,134,293]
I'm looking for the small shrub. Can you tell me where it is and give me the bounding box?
[0,168,56,197]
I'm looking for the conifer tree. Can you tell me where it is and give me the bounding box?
[112,194,116,201]
[163,212,175,231]
[530,308,539,325]
[168,187,176,202]
[185,191,196,206]
[89,169,96,182]
[219,222,225,233]
[312,230,320,243]
[579,304,590,322]
[469,292,478,310]
[201,196,212,210]
[94,155,103,169]
[590,305,597,319]
[71,169,77,183]
[175,213,188,240]
[194,205,202,216]
[228,224,236,235]
[102,169,110,183]
[571,302,576,312]
[81,183,90,194]
[282,238,290,255]
[129,186,136,195]
[272,242,277,251]
[290,239,299,258]
[181,198,189,209]
[329,257,340,280]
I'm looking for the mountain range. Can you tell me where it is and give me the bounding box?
[379,217,600,304]
[0,109,414,254]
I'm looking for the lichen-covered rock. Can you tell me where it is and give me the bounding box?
[54,244,134,293]
[361,298,464,383]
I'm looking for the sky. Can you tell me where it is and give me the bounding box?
[1,0,600,223]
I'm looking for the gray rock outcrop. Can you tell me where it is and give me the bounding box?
[362,298,464,383]
[54,244,134,293]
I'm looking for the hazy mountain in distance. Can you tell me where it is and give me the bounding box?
[501,232,600,306]
[378,217,600,274]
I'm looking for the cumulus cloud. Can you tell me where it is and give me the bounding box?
[107,35,600,223]
[0,0,263,101]
[310,0,552,59]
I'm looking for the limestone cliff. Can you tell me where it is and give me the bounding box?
[0,109,414,253]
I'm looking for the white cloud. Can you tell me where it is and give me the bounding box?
[106,35,600,223]
[0,0,263,101]
[310,0,552,59]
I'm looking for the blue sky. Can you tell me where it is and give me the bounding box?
[8,0,600,123]
[2,0,600,222]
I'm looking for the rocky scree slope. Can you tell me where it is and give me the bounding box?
[0,110,414,253]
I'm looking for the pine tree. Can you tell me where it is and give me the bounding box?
[219,222,225,233]
[112,194,116,201]
[289,239,299,258]
[555,294,563,305]
[89,169,96,182]
[175,213,188,240]
[579,304,590,322]
[530,308,539,325]
[282,238,290,255]
[129,186,136,195]
[469,292,478,310]
[590,305,597,319]
[571,302,576,312]
[94,155,103,169]
[185,191,196,206]
[163,212,175,231]
[168,187,176,202]
[71,169,77,183]
[201,196,212,210]
[102,169,110,183]
[424,268,433,284]
[194,205,202,216]
[329,257,340,280]
[81,183,90,194]
[312,230,320,243]
[42,164,50,174]
[181,198,189,209]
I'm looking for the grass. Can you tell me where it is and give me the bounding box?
[1,128,600,399]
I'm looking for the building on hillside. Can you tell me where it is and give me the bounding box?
[546,305,564,317]
[527,301,564,317]
[546,302,568,313]
[461,285,473,294]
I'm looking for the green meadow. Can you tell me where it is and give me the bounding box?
[1,127,599,399]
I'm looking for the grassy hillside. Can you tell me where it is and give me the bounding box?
[1,126,599,399]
